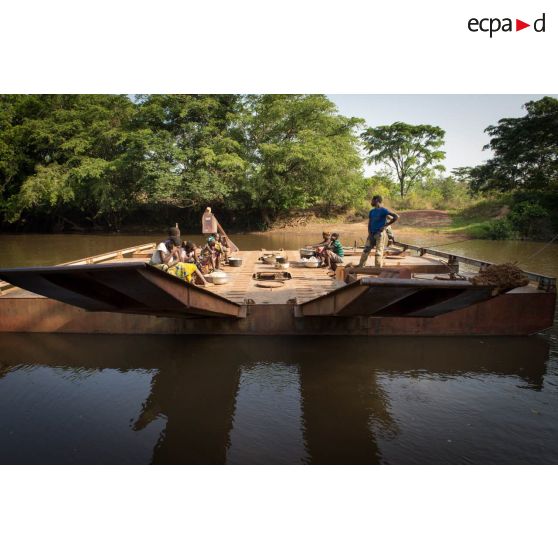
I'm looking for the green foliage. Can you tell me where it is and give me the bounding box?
[478,219,517,240]
[364,173,474,211]
[361,122,446,198]
[0,94,148,228]
[0,94,365,230]
[243,95,364,219]
[507,201,551,239]
[134,94,247,208]
[449,193,556,240]
[467,96,558,194]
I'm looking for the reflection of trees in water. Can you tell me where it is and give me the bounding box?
[133,362,242,464]
[300,365,395,464]
[0,333,550,464]
[298,336,550,464]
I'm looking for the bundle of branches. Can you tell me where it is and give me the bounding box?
[470,262,529,294]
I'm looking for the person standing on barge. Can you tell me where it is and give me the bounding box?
[358,196,399,268]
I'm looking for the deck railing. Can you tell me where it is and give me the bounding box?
[0,242,155,295]
[394,241,556,292]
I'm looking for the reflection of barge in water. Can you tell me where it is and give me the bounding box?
[0,241,555,336]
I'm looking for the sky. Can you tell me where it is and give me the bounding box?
[328,94,557,177]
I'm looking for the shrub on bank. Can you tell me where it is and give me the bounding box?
[478,219,517,240]
[507,201,551,239]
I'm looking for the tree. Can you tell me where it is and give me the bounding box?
[134,94,248,208]
[0,94,149,229]
[361,122,446,197]
[244,94,364,221]
[0,94,367,231]
[467,96,558,193]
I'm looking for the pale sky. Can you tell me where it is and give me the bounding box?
[328,94,558,177]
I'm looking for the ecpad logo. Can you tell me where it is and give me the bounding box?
[468,13,546,37]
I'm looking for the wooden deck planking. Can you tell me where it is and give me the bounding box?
[209,250,445,305]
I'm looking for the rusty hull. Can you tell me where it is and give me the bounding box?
[0,289,554,335]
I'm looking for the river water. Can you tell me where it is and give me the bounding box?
[0,232,557,464]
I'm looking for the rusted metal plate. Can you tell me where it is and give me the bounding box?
[346,264,459,275]
[252,271,292,281]
[300,277,495,318]
[0,290,554,335]
[404,288,494,317]
[0,262,242,318]
[393,241,556,291]
[0,242,156,296]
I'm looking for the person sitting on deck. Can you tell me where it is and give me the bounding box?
[358,195,399,268]
[150,230,207,286]
[199,237,220,273]
[322,232,344,271]
[312,231,331,248]
[180,241,199,265]
[149,227,181,271]
[216,233,230,264]
[168,260,208,286]
[312,231,331,266]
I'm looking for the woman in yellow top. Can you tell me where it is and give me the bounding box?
[168,242,208,285]
[168,261,200,283]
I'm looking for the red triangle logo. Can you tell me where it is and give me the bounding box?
[516,19,530,31]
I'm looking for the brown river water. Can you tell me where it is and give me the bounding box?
[0,232,557,464]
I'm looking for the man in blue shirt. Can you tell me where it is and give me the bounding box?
[358,195,399,268]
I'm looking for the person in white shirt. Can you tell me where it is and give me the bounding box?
[149,227,181,270]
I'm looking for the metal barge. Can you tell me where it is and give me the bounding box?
[0,241,555,336]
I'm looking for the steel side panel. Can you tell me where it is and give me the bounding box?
[0,262,241,319]
[138,268,241,318]
[301,284,368,316]
[84,268,189,311]
[300,278,495,318]
[0,270,116,312]
[406,288,494,317]
[337,287,420,316]
[0,291,554,335]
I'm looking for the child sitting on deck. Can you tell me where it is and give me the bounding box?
[180,241,199,265]
[323,232,344,271]
[199,237,220,273]
[312,231,331,267]
[216,233,230,264]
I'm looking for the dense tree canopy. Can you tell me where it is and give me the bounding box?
[243,95,364,222]
[0,94,365,230]
[361,122,446,198]
[466,96,558,194]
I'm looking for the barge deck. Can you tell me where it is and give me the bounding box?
[0,243,555,336]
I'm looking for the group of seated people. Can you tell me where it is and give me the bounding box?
[149,226,231,285]
[312,231,344,271]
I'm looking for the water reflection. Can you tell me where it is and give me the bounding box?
[0,334,553,464]
[227,363,308,464]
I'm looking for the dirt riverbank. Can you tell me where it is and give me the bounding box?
[259,210,461,240]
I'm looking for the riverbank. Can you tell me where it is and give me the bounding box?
[261,210,467,241]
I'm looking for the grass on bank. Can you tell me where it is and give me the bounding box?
[441,197,511,238]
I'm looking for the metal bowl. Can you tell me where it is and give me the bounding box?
[228,258,243,267]
[299,248,315,258]
[209,271,229,285]
[304,260,320,268]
